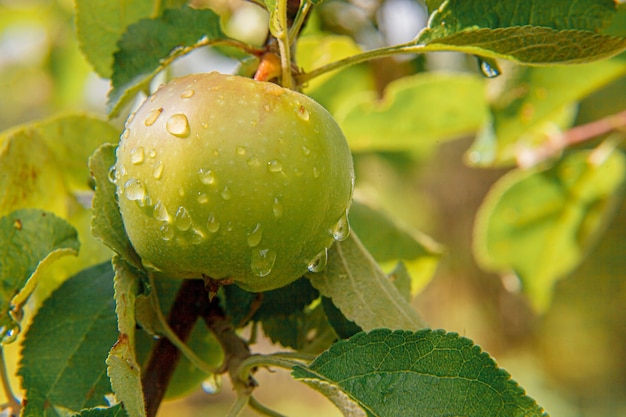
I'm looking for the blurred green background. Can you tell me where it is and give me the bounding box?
[1,0,625,416]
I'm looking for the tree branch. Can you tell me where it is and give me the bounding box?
[141,279,207,417]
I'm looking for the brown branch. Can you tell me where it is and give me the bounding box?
[517,109,626,168]
[141,279,207,417]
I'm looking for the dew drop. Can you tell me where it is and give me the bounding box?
[130,147,145,165]
[267,160,283,173]
[121,129,130,140]
[220,186,232,200]
[478,58,501,78]
[191,228,205,244]
[180,89,195,98]
[198,168,216,185]
[152,161,164,179]
[297,105,310,121]
[201,121,209,129]
[207,215,220,233]
[202,374,223,395]
[302,145,311,156]
[160,224,175,241]
[174,206,192,231]
[263,104,270,112]
[153,200,170,222]
[247,223,263,247]
[236,146,247,156]
[272,197,283,218]
[178,187,185,197]
[251,248,277,277]
[197,193,209,204]
[1,320,21,345]
[331,212,350,241]
[148,148,157,158]
[144,108,163,126]
[166,113,191,138]
[307,248,328,273]
[313,166,320,178]
[107,166,116,183]
[247,156,261,167]
[124,179,146,201]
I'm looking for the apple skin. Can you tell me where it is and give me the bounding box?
[114,72,354,292]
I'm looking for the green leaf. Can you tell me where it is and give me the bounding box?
[468,58,626,167]
[106,256,146,417]
[108,6,231,117]
[416,0,626,65]
[75,0,154,78]
[18,262,118,415]
[0,114,120,216]
[349,201,442,296]
[75,404,128,417]
[474,149,626,310]
[306,232,426,332]
[90,144,142,270]
[335,73,488,153]
[261,302,336,352]
[293,329,547,417]
[321,297,361,340]
[0,209,79,343]
[222,277,320,327]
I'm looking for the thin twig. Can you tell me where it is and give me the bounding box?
[517,109,626,168]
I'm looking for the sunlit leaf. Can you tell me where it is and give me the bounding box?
[306,233,426,332]
[108,6,232,117]
[0,209,79,343]
[468,58,626,167]
[106,256,146,417]
[474,149,626,310]
[89,144,142,270]
[349,201,442,296]
[18,262,117,415]
[335,73,488,154]
[293,329,547,417]
[75,404,128,417]
[416,0,626,64]
[75,0,154,78]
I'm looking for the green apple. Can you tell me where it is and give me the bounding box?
[114,72,354,292]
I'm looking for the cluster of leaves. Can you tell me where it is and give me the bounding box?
[2,0,626,416]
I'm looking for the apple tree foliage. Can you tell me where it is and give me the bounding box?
[2,0,626,416]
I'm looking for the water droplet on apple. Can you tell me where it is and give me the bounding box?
[251,248,276,277]
[307,248,328,273]
[247,156,260,167]
[152,161,164,179]
[174,206,192,231]
[220,186,232,200]
[297,105,310,121]
[247,223,263,247]
[197,193,209,204]
[331,212,350,241]
[180,89,195,98]
[144,108,163,126]
[124,179,146,201]
[302,145,311,156]
[236,146,247,156]
[166,113,190,138]
[313,166,320,178]
[153,200,170,222]
[207,215,220,233]
[148,148,157,158]
[272,197,283,218]
[191,228,205,244]
[121,129,130,140]
[130,147,145,165]
[198,168,216,185]
[267,160,283,173]
[160,224,175,241]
